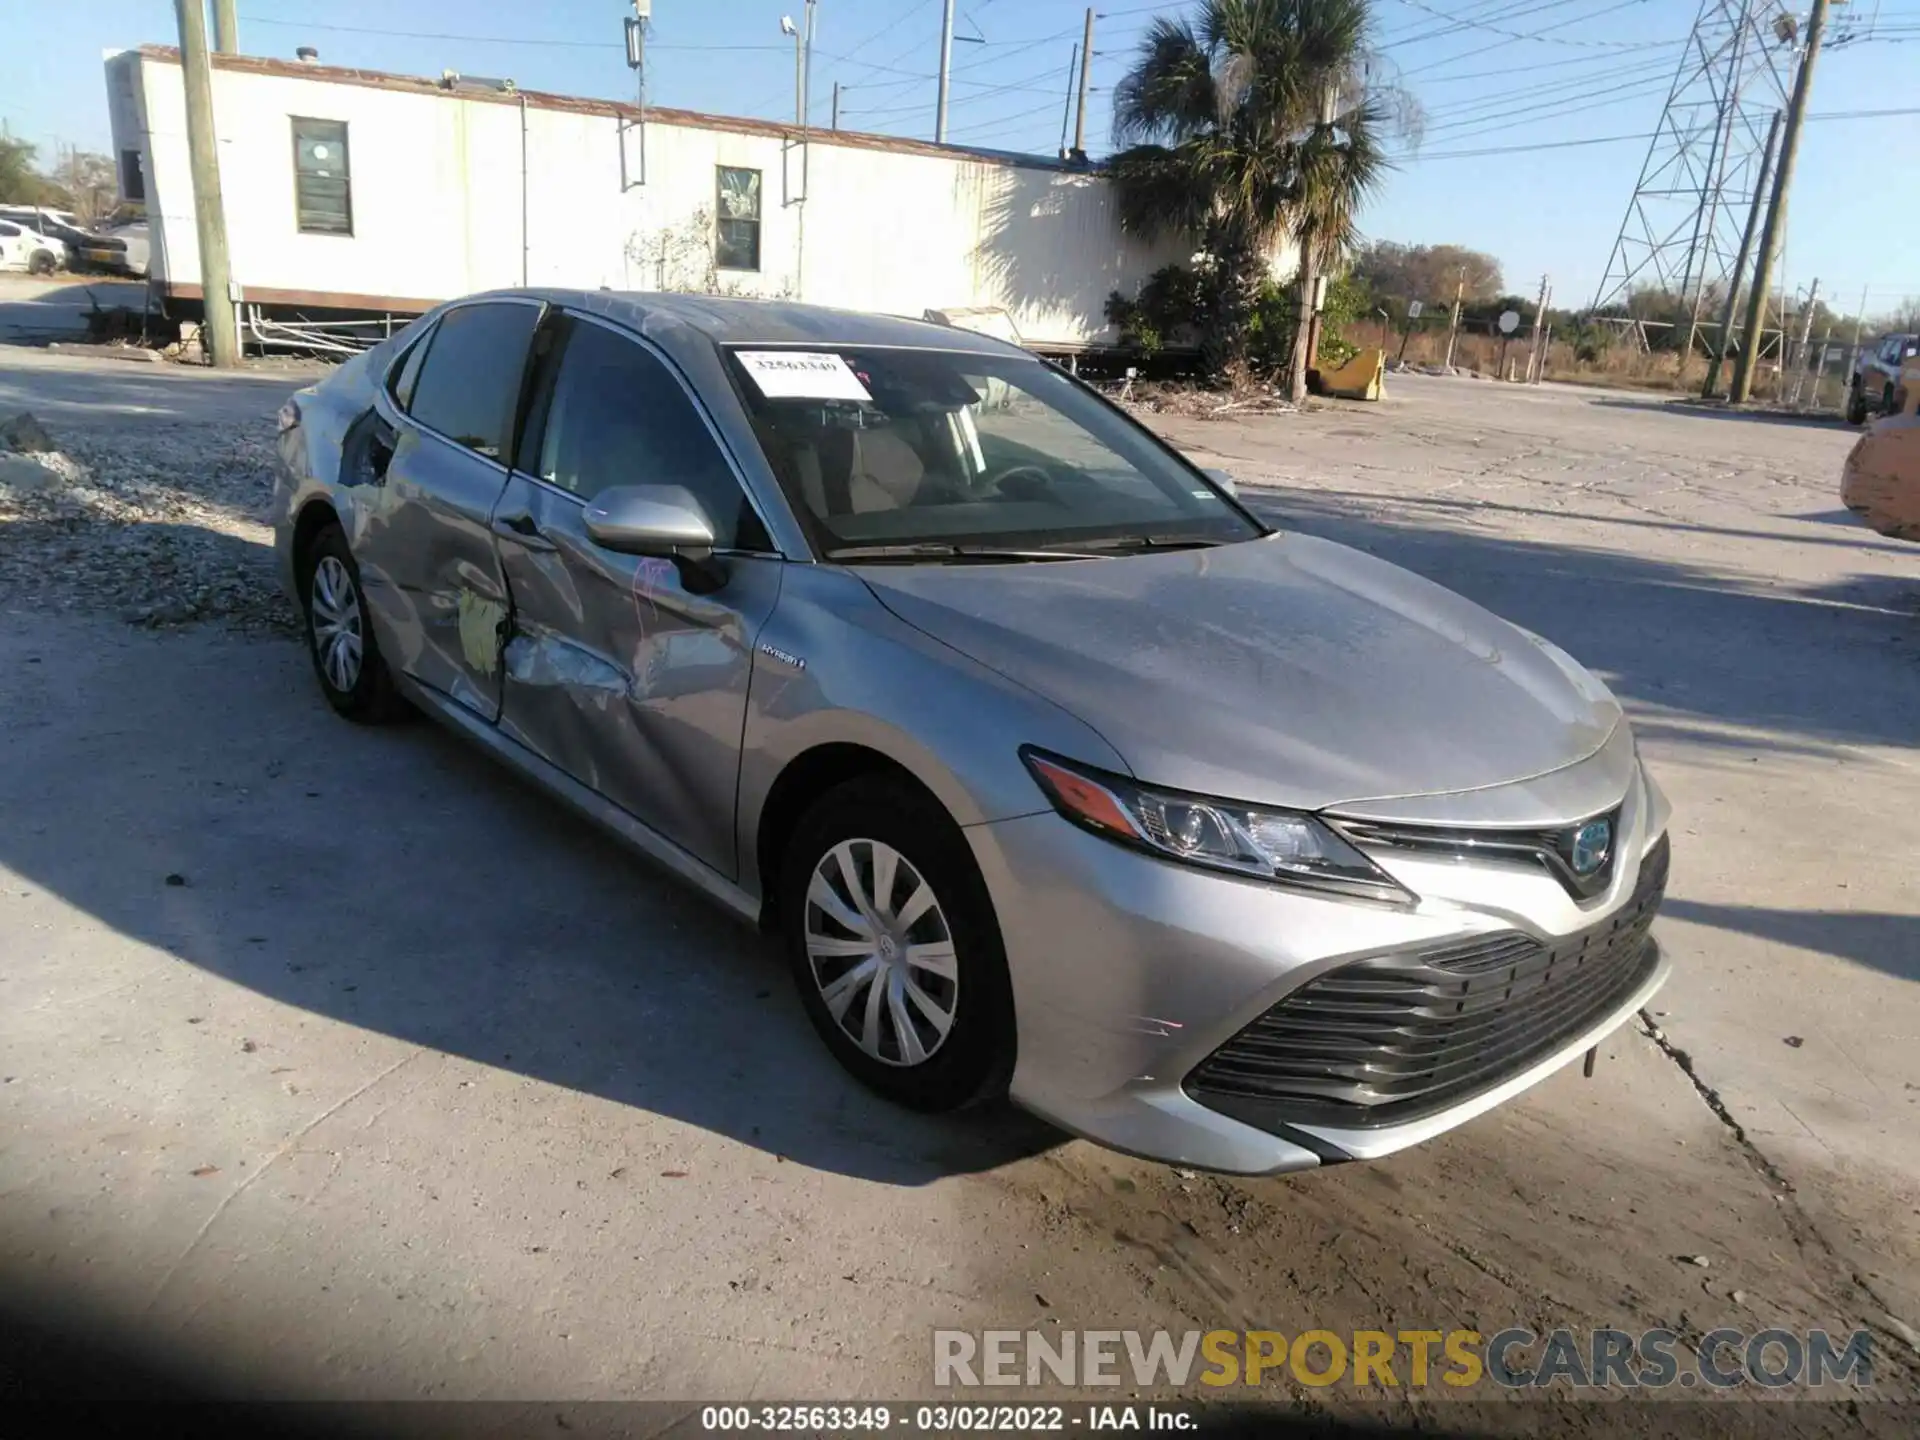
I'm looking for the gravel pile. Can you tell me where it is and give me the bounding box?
[0,411,301,635]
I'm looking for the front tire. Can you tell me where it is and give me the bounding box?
[27,251,54,276]
[300,523,406,723]
[779,776,1016,1112]
[1847,379,1868,426]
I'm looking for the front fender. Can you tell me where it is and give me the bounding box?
[736,564,1128,898]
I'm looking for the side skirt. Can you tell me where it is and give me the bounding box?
[395,674,763,926]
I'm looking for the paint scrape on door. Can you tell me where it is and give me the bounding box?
[457,590,507,675]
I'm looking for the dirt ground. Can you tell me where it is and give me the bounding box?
[1,349,1916,1431]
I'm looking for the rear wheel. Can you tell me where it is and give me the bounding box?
[779,776,1015,1112]
[300,523,406,723]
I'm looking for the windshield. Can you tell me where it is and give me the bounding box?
[726,346,1262,557]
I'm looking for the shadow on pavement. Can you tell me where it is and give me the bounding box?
[1662,900,1920,985]
[0,350,310,427]
[1590,396,1854,431]
[0,277,148,347]
[0,601,1060,1188]
[1243,488,1920,756]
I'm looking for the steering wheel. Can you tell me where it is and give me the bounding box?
[991,464,1057,502]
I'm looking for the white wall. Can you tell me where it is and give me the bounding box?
[119,50,1290,347]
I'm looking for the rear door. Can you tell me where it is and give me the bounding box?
[489,311,784,876]
[358,297,543,720]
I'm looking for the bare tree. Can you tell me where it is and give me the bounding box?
[53,149,118,225]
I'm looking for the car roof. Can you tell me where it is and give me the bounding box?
[485,288,1029,362]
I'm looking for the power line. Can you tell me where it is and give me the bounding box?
[1398,103,1920,161]
[236,14,778,52]
[1400,0,1671,78]
[1379,0,1613,52]
[1412,36,1689,84]
[831,0,939,67]
[1423,72,1679,139]
[948,96,1071,139]
[1420,54,1677,125]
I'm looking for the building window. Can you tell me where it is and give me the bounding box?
[715,166,761,271]
[118,149,145,203]
[292,117,352,236]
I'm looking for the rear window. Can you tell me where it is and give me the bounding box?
[404,303,540,460]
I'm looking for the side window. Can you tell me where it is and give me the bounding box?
[535,319,764,550]
[0,223,18,238]
[291,118,352,236]
[119,149,146,203]
[715,166,761,271]
[387,320,439,410]
[405,303,540,461]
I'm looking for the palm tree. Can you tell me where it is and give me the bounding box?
[1108,0,1390,395]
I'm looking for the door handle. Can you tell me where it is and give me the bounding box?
[492,510,558,552]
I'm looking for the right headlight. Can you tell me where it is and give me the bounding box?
[1021,749,1415,905]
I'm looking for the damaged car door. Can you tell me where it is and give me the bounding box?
[361,297,544,719]
[489,310,783,876]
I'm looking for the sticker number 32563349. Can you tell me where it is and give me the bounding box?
[734,350,873,403]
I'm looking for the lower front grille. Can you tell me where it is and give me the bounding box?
[1185,835,1669,1132]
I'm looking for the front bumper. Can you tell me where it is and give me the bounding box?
[967,745,1671,1175]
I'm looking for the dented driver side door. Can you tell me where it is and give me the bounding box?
[359,298,545,720]
[488,311,783,878]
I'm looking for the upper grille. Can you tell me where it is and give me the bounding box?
[1185,835,1669,1132]
[1332,806,1625,900]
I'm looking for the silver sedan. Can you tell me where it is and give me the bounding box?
[272,290,1671,1175]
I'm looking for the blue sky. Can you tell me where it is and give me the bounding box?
[8,1,1918,313]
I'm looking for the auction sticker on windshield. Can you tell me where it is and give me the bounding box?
[735,350,873,402]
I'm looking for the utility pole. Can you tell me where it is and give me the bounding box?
[1814,320,1833,408]
[1847,281,1868,394]
[1443,266,1465,370]
[1791,276,1820,398]
[1057,44,1079,157]
[803,0,816,136]
[935,0,956,142]
[1731,0,1828,404]
[211,0,238,54]
[175,0,238,367]
[1072,7,1095,156]
[1525,275,1550,384]
[1288,84,1340,403]
[831,81,840,130]
[790,15,804,127]
[1701,108,1780,397]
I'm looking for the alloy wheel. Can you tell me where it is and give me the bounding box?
[310,554,365,694]
[804,838,959,1067]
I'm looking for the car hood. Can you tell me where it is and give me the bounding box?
[857,532,1622,813]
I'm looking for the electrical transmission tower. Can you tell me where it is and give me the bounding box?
[1590,0,1796,331]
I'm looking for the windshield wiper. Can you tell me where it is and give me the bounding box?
[1068,535,1230,554]
[824,542,1110,564]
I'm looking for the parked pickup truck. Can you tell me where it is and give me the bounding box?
[1847,332,1919,424]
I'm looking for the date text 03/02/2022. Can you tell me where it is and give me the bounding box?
[698,1404,1198,1432]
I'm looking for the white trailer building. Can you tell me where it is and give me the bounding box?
[104,45,1284,355]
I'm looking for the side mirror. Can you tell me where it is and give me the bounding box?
[582,484,728,593]
[1202,466,1240,499]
